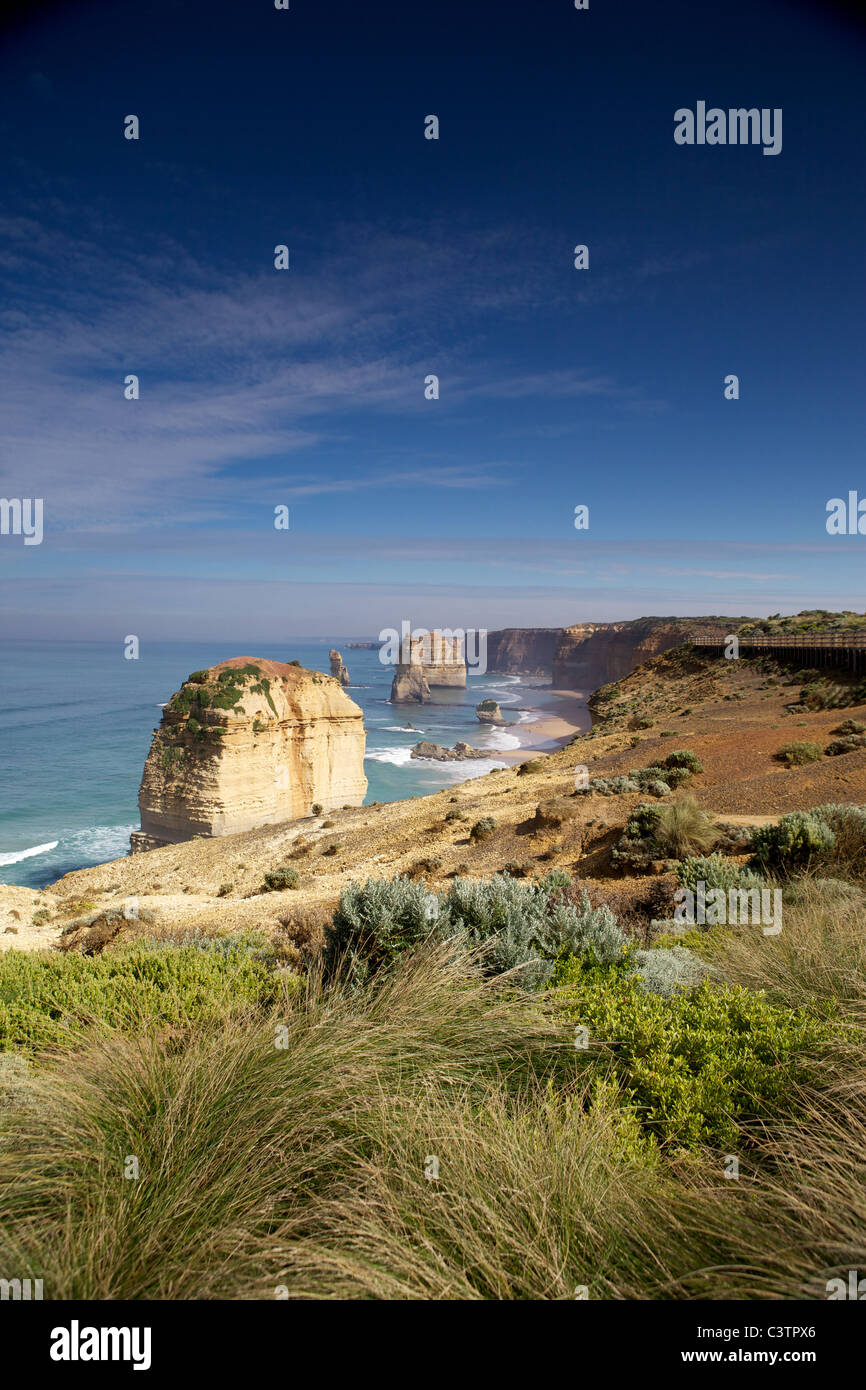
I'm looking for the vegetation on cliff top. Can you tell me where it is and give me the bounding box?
[159,663,283,762]
[1,861,861,1299]
[738,609,866,636]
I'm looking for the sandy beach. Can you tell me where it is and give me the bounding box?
[500,689,592,759]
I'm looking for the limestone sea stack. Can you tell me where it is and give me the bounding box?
[329,649,351,687]
[475,699,507,724]
[390,631,466,703]
[130,658,367,852]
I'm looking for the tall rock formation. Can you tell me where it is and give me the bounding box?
[130,658,367,851]
[390,664,431,703]
[486,628,563,675]
[329,649,351,687]
[390,630,466,703]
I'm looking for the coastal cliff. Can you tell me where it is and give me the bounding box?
[390,631,466,703]
[552,618,752,691]
[552,620,697,691]
[131,657,367,851]
[486,628,563,674]
[488,619,750,691]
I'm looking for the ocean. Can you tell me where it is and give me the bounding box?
[0,639,571,890]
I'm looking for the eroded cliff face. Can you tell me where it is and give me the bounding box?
[390,631,466,703]
[486,629,563,674]
[131,658,367,851]
[552,620,700,691]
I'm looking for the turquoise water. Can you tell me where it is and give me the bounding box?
[0,640,567,889]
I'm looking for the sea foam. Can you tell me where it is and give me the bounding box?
[0,840,59,866]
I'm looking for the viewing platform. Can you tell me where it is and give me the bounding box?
[689,630,866,674]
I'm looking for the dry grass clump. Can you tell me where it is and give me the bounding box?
[709,877,866,1027]
[651,795,717,858]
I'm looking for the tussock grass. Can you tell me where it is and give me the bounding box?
[0,943,569,1299]
[652,795,717,858]
[711,877,866,1026]
[3,875,866,1301]
[269,1080,668,1300]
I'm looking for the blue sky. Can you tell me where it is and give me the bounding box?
[0,0,864,639]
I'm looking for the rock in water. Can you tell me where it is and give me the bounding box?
[390,665,431,703]
[475,700,507,724]
[410,740,489,762]
[390,630,466,702]
[329,648,351,686]
[130,658,367,851]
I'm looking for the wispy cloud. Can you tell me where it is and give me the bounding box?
[0,206,660,531]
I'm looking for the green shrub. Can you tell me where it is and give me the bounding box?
[0,936,283,1055]
[323,873,627,991]
[262,865,300,892]
[646,779,672,798]
[664,750,703,774]
[826,734,866,757]
[217,883,233,898]
[444,808,467,822]
[800,678,866,711]
[811,803,866,879]
[749,811,835,873]
[322,877,446,984]
[631,947,710,997]
[630,765,691,790]
[556,972,828,1151]
[516,760,544,775]
[626,803,662,840]
[448,875,626,985]
[676,853,765,897]
[832,719,866,736]
[578,775,640,797]
[311,803,323,816]
[470,817,498,841]
[777,741,823,766]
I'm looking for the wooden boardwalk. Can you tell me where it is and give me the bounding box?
[690,630,866,674]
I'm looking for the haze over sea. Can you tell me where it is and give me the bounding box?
[0,639,570,890]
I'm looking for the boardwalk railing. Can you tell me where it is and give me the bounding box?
[689,630,866,673]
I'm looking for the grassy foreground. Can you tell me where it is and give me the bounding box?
[1,862,865,1299]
